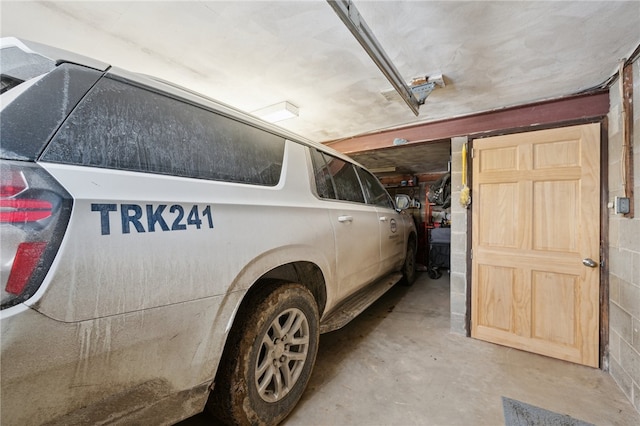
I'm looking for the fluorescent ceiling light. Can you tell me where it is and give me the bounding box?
[252,101,299,123]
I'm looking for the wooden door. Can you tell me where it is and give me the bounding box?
[471,124,600,367]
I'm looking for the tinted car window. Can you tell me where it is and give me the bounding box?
[320,153,365,203]
[43,76,285,185]
[310,148,337,199]
[0,64,103,161]
[357,167,394,209]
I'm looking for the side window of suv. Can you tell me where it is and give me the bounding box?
[356,167,394,209]
[309,148,337,199]
[42,76,285,186]
[310,149,364,203]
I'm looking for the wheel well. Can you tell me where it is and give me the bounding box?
[259,262,327,315]
[227,261,327,341]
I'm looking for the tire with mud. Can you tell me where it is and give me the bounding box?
[207,282,319,425]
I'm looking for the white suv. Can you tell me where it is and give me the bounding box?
[0,37,417,425]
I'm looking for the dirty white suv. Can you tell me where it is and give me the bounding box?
[0,37,417,425]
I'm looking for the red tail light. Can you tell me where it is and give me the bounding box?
[0,199,53,222]
[1,160,72,309]
[5,242,48,295]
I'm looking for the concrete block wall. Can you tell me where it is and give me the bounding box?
[608,57,640,412]
[450,136,469,335]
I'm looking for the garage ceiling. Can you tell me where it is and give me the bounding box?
[2,1,639,175]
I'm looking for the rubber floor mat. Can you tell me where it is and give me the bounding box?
[502,397,595,426]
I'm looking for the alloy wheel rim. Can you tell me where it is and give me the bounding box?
[254,307,310,402]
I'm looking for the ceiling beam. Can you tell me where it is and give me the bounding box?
[327,0,421,116]
[325,91,610,154]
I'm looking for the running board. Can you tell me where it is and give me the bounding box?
[319,272,403,333]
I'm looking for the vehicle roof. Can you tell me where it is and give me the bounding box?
[2,36,362,168]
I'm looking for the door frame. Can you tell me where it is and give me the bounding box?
[465,117,609,369]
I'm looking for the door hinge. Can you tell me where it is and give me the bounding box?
[470,147,474,158]
[470,249,473,260]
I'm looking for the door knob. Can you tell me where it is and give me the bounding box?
[582,258,598,268]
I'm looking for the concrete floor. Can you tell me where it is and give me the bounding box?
[187,272,640,425]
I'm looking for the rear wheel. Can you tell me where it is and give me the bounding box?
[208,282,319,425]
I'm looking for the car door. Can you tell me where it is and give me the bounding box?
[309,149,381,299]
[356,167,405,274]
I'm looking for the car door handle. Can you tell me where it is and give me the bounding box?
[379,216,388,222]
[338,215,353,223]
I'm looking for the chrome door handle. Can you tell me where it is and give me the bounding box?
[582,258,598,268]
[338,215,353,223]
[379,216,387,222]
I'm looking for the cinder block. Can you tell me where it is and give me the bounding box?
[610,358,633,399]
[611,328,621,362]
[619,278,640,319]
[632,317,640,354]
[611,273,621,304]
[620,219,640,252]
[620,339,640,380]
[450,231,466,252]
[634,251,640,288]
[450,272,466,295]
[610,249,634,283]
[611,300,633,342]
[609,216,620,249]
[450,312,467,335]
[449,252,466,275]
[450,211,467,228]
[450,291,467,316]
[609,157,623,190]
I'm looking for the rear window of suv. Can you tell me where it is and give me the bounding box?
[43,76,286,186]
[1,40,105,161]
